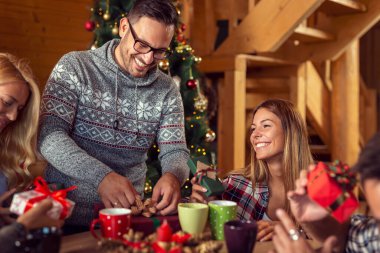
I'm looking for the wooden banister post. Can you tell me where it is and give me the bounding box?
[331,40,360,165]
[217,55,247,175]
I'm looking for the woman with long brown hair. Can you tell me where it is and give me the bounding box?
[191,98,313,241]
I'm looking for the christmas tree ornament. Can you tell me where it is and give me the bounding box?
[144,180,153,195]
[194,56,202,63]
[172,76,181,88]
[102,0,111,20]
[186,79,197,89]
[181,23,186,32]
[194,94,208,112]
[103,12,111,21]
[158,59,170,71]
[205,129,216,142]
[111,23,118,35]
[84,20,95,32]
[177,34,184,43]
[90,41,98,50]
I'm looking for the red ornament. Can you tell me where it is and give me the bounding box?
[181,23,186,31]
[186,79,197,89]
[177,33,184,42]
[156,220,172,242]
[84,20,95,31]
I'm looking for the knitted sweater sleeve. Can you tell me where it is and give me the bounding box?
[157,86,190,185]
[38,54,113,188]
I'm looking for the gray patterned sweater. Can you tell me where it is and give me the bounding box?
[38,39,190,226]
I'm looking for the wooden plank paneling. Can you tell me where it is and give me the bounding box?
[0,0,93,90]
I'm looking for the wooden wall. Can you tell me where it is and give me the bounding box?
[0,0,93,90]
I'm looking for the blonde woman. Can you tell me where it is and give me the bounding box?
[0,53,42,194]
[191,99,313,241]
[0,53,62,253]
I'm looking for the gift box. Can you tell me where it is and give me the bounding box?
[131,215,181,237]
[188,159,225,197]
[307,161,359,223]
[10,177,76,220]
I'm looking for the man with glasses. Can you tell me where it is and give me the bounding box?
[38,0,189,232]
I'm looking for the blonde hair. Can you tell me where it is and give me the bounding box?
[231,99,313,216]
[0,53,42,189]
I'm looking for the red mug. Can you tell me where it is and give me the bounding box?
[90,208,131,240]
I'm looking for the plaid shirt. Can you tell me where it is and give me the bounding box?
[221,174,269,221]
[346,215,380,253]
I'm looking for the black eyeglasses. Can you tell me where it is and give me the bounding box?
[128,20,172,60]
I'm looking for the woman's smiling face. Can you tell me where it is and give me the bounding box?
[250,108,285,162]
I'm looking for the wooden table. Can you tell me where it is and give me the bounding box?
[60,231,317,253]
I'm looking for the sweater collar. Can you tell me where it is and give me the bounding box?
[98,39,159,87]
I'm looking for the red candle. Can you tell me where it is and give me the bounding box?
[156,220,172,242]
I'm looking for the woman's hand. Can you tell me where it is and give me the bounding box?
[16,199,64,231]
[288,167,329,223]
[256,220,278,241]
[0,188,16,225]
[190,176,209,203]
[269,209,337,253]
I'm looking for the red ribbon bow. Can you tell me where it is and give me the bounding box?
[30,176,77,219]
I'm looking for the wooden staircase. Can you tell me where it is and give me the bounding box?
[188,0,379,174]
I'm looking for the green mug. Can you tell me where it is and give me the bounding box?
[208,200,237,240]
[178,203,209,235]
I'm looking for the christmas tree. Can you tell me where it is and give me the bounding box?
[84,0,216,196]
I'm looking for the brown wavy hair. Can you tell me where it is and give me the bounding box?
[231,99,313,216]
[0,53,42,190]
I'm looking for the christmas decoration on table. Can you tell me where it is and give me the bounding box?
[10,177,76,220]
[86,0,217,197]
[131,214,181,238]
[188,159,224,197]
[307,160,359,223]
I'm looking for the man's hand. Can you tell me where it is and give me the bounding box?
[17,199,64,231]
[98,172,138,208]
[269,209,337,253]
[288,166,329,223]
[152,172,181,215]
[256,220,278,241]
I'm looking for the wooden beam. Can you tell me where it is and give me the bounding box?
[190,0,216,55]
[198,54,296,73]
[213,0,325,55]
[217,57,247,175]
[280,0,380,62]
[331,41,360,165]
